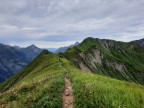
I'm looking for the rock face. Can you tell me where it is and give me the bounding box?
[0,44,42,83]
[134,38,144,48]
[63,37,144,85]
[55,42,79,53]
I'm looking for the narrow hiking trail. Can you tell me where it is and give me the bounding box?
[61,65,74,108]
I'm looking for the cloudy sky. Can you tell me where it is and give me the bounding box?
[0,0,144,48]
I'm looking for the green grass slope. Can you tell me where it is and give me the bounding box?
[61,58,144,108]
[0,49,144,108]
[0,50,65,107]
[62,37,144,85]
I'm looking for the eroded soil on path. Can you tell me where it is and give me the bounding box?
[62,67,74,108]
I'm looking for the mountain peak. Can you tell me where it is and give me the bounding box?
[74,42,80,46]
[40,49,51,55]
[84,37,95,41]
[14,45,21,50]
[28,44,38,48]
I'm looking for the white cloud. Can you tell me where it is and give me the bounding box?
[21,27,39,30]
[1,25,18,30]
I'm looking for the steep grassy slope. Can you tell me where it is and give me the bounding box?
[62,37,144,85]
[0,50,65,107]
[61,58,144,108]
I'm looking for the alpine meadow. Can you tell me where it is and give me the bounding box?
[0,38,144,108]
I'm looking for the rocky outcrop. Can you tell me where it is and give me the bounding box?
[79,61,92,73]
[134,38,144,48]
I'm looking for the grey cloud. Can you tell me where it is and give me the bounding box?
[0,0,144,46]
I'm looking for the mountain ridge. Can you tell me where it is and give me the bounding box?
[62,37,144,85]
[0,48,143,107]
[1,38,144,83]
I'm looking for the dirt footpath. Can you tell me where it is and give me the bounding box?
[62,66,74,108]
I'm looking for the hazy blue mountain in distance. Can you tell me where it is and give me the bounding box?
[19,45,42,61]
[0,44,42,83]
[14,44,42,62]
[0,43,28,83]
[134,38,144,48]
[14,46,21,50]
[55,42,79,53]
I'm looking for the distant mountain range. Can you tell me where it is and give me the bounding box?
[0,38,143,83]
[17,45,42,60]
[0,44,42,83]
[55,42,79,53]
